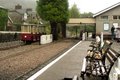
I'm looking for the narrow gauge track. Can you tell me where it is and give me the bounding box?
[0,42,51,62]
[0,41,24,50]
[0,39,78,80]
[0,40,41,51]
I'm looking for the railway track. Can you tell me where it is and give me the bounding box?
[0,39,78,80]
[0,41,52,62]
[0,40,24,50]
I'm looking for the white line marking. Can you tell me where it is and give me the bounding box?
[27,41,82,80]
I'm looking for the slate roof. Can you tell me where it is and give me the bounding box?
[8,10,23,24]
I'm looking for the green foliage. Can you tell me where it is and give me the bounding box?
[36,0,69,23]
[67,26,78,37]
[80,12,93,18]
[0,8,8,31]
[69,4,93,18]
[37,0,69,40]
[69,4,80,18]
[67,25,95,38]
[29,19,39,24]
[45,24,51,34]
[85,25,95,32]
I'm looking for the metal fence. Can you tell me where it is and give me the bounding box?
[0,32,21,43]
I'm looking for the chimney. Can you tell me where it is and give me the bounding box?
[15,4,22,10]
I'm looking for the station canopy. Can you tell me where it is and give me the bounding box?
[67,18,96,27]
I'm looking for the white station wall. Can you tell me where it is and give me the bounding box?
[40,34,53,44]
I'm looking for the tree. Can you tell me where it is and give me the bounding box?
[80,12,93,18]
[60,0,69,38]
[37,0,69,40]
[69,4,80,18]
[0,8,8,31]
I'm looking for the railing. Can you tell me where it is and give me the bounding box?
[0,32,21,43]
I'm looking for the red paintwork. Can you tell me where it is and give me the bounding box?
[20,33,40,42]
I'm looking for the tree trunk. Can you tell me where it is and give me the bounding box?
[50,21,58,40]
[61,22,66,38]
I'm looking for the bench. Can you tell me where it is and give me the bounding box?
[89,41,101,51]
[81,47,120,80]
[80,40,113,80]
[86,40,112,61]
[89,35,101,51]
[81,40,112,75]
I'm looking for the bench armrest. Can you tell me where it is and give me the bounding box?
[81,58,87,72]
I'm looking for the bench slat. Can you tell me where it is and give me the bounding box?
[99,61,106,75]
[106,53,114,64]
[109,48,119,57]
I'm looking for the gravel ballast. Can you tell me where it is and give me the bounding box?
[0,39,78,80]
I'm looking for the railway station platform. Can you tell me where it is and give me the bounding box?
[27,41,90,80]
[27,40,120,80]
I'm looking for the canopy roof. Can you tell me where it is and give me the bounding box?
[68,18,95,24]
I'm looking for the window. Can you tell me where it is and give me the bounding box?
[119,16,120,19]
[113,15,120,20]
[113,16,117,19]
[104,23,109,31]
[101,16,108,19]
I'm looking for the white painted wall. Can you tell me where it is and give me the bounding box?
[40,34,53,44]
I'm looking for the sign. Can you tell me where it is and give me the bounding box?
[104,23,109,30]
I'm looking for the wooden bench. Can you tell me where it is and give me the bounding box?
[86,40,112,61]
[81,47,120,80]
[89,35,101,51]
[89,41,101,51]
[80,40,113,80]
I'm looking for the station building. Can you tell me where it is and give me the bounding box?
[68,2,120,39]
[93,2,120,36]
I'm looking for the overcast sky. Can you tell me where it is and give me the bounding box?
[68,0,120,13]
[0,0,120,14]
